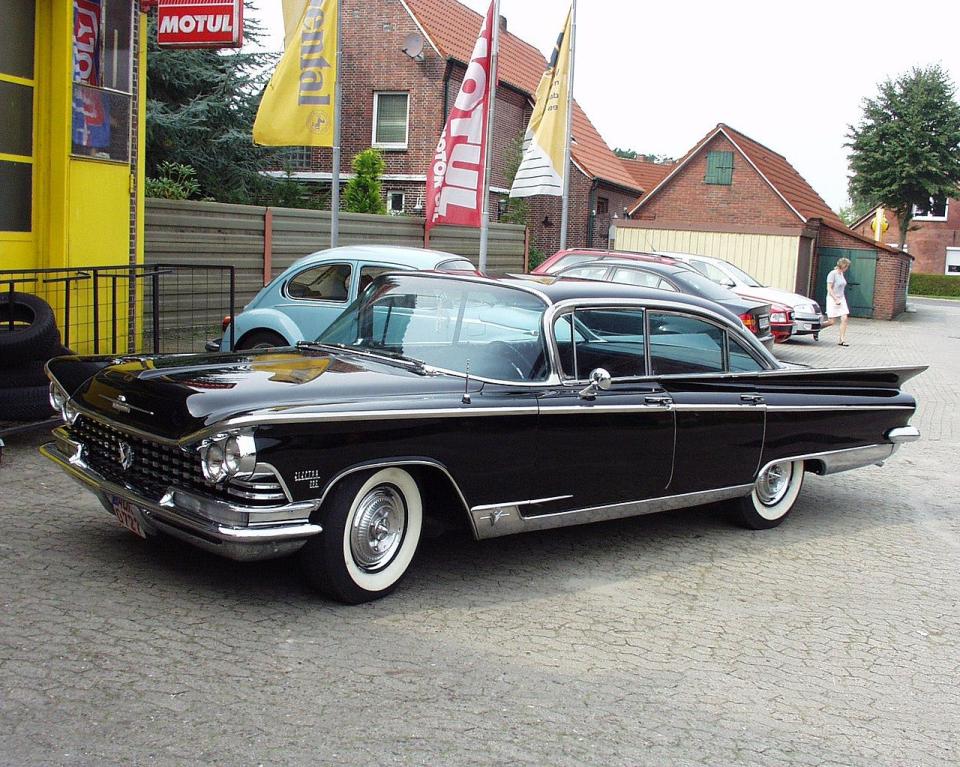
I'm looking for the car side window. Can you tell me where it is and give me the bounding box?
[561,265,609,280]
[358,265,397,297]
[554,308,646,380]
[655,278,678,292]
[611,267,660,289]
[286,263,352,301]
[728,336,765,372]
[648,312,724,375]
[691,259,729,285]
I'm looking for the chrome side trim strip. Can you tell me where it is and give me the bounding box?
[765,405,914,412]
[469,485,754,540]
[762,443,897,478]
[472,495,573,511]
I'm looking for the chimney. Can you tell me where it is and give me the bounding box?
[499,15,507,34]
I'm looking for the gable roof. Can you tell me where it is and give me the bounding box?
[620,158,675,194]
[629,123,847,229]
[402,0,640,192]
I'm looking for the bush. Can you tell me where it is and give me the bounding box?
[343,149,387,214]
[145,162,201,200]
[527,246,546,271]
[909,273,960,297]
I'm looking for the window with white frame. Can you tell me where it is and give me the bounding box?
[373,92,409,149]
[387,190,405,215]
[913,196,948,221]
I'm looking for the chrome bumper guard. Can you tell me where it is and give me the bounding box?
[41,435,321,562]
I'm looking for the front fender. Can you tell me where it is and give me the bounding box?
[222,309,306,351]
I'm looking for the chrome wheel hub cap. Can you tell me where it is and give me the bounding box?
[350,485,406,570]
[756,462,791,506]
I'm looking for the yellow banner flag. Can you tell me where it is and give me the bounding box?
[253,0,337,147]
[509,8,571,198]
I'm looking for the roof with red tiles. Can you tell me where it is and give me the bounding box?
[628,123,903,254]
[402,0,640,191]
[619,158,675,194]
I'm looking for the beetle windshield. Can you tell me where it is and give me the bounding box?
[318,275,550,382]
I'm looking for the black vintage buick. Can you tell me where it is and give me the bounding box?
[43,273,923,603]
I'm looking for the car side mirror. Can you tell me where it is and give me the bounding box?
[579,368,612,400]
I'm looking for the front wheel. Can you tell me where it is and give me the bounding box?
[731,459,805,530]
[300,467,423,603]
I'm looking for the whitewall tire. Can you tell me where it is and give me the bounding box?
[301,467,423,603]
[733,459,805,530]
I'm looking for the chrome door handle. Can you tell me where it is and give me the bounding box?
[740,393,765,405]
[644,394,673,406]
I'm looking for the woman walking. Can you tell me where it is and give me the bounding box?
[823,257,851,346]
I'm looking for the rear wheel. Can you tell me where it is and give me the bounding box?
[732,459,805,530]
[300,467,423,604]
[236,329,288,350]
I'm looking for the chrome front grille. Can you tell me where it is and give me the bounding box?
[70,415,289,507]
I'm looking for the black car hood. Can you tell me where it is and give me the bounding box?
[49,349,476,442]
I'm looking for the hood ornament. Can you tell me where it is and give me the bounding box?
[99,393,154,416]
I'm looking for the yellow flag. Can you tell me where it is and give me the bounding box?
[509,8,571,198]
[253,0,337,147]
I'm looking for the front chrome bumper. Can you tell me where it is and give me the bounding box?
[41,437,322,562]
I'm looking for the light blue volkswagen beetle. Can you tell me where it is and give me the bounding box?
[217,245,477,350]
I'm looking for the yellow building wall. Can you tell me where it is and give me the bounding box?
[614,228,801,293]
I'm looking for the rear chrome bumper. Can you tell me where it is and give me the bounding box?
[41,438,321,562]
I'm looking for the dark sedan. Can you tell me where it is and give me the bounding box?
[43,273,923,603]
[555,258,775,349]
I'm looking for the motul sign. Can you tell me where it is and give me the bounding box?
[157,0,243,49]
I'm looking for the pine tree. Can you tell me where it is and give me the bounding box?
[343,150,387,214]
[847,65,960,249]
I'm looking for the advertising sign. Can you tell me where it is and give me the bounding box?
[157,0,243,49]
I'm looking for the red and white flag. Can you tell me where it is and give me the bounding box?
[425,1,495,231]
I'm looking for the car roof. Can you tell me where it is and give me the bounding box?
[558,259,694,278]
[655,250,721,265]
[551,248,682,265]
[292,245,473,270]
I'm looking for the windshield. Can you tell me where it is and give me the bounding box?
[720,261,764,288]
[318,275,549,382]
[671,269,739,302]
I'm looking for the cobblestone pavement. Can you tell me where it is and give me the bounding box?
[1,299,957,767]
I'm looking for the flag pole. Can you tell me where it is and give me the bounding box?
[559,0,576,250]
[330,0,342,248]
[478,0,500,273]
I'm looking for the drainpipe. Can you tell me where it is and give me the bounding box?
[586,179,599,247]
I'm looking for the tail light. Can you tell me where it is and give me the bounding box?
[739,312,758,334]
[221,315,232,331]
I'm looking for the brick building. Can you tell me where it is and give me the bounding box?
[851,200,960,276]
[274,0,641,255]
[615,124,912,320]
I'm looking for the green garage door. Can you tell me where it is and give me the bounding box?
[816,247,877,318]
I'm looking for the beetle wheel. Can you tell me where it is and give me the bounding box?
[732,459,805,530]
[300,467,423,603]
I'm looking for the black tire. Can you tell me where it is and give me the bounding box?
[0,384,56,422]
[0,292,59,366]
[235,329,288,350]
[0,346,72,389]
[730,459,805,530]
[300,467,423,604]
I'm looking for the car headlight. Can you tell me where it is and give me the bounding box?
[200,431,257,484]
[771,312,787,324]
[62,399,80,425]
[49,381,68,412]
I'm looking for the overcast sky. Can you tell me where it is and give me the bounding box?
[249,0,960,212]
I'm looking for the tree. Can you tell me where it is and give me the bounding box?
[146,3,307,205]
[838,200,873,227]
[343,149,387,214]
[847,65,960,249]
[499,131,529,225]
[614,148,674,164]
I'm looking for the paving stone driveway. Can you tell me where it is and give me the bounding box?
[1,298,957,767]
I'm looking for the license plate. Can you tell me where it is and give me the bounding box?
[110,496,147,539]
[759,317,770,330]
[797,321,812,331]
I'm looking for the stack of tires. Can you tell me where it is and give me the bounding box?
[0,292,70,422]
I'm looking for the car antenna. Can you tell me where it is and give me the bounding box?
[462,360,472,404]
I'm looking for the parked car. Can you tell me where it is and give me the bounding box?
[43,272,923,603]
[551,257,776,350]
[659,251,824,340]
[214,245,476,351]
